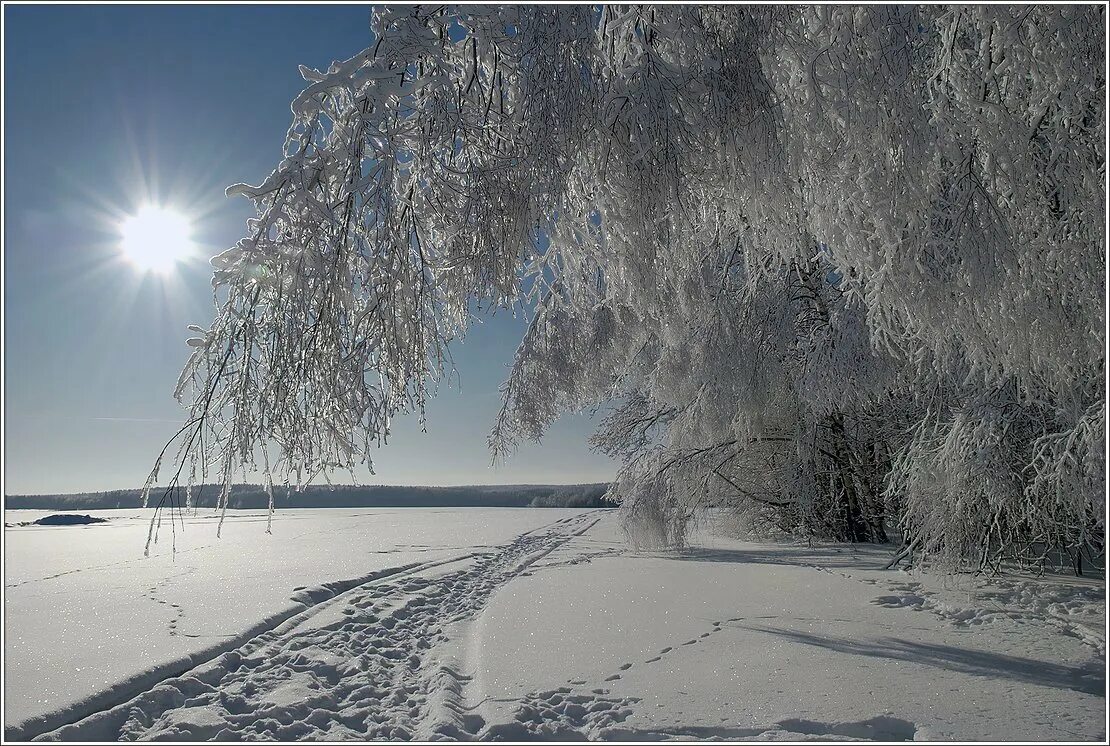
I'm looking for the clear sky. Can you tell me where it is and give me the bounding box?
[3,4,616,495]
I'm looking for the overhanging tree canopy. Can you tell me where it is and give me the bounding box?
[147,4,1105,570]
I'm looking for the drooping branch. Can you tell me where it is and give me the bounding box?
[152,5,1103,571]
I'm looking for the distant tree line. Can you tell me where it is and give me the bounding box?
[6,484,610,512]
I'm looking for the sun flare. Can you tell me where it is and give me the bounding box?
[118,205,193,274]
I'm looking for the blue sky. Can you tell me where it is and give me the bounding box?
[3,5,615,494]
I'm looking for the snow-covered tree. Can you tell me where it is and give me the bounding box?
[149,4,1105,570]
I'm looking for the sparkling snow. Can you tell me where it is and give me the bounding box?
[4,509,1104,741]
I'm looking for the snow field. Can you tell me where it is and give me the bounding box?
[3,507,588,740]
[5,508,1104,742]
[461,516,1104,741]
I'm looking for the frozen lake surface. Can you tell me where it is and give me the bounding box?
[4,507,587,739]
[4,507,1105,741]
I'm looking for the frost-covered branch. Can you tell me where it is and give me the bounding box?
[153,5,1103,571]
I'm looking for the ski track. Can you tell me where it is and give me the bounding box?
[35,512,604,742]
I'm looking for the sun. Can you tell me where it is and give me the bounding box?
[118,205,193,273]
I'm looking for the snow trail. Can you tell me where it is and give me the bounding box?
[35,512,603,741]
[18,510,1101,742]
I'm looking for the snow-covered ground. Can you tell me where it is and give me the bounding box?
[3,507,586,740]
[4,508,1105,741]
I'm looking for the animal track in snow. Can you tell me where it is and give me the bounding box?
[142,572,190,638]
